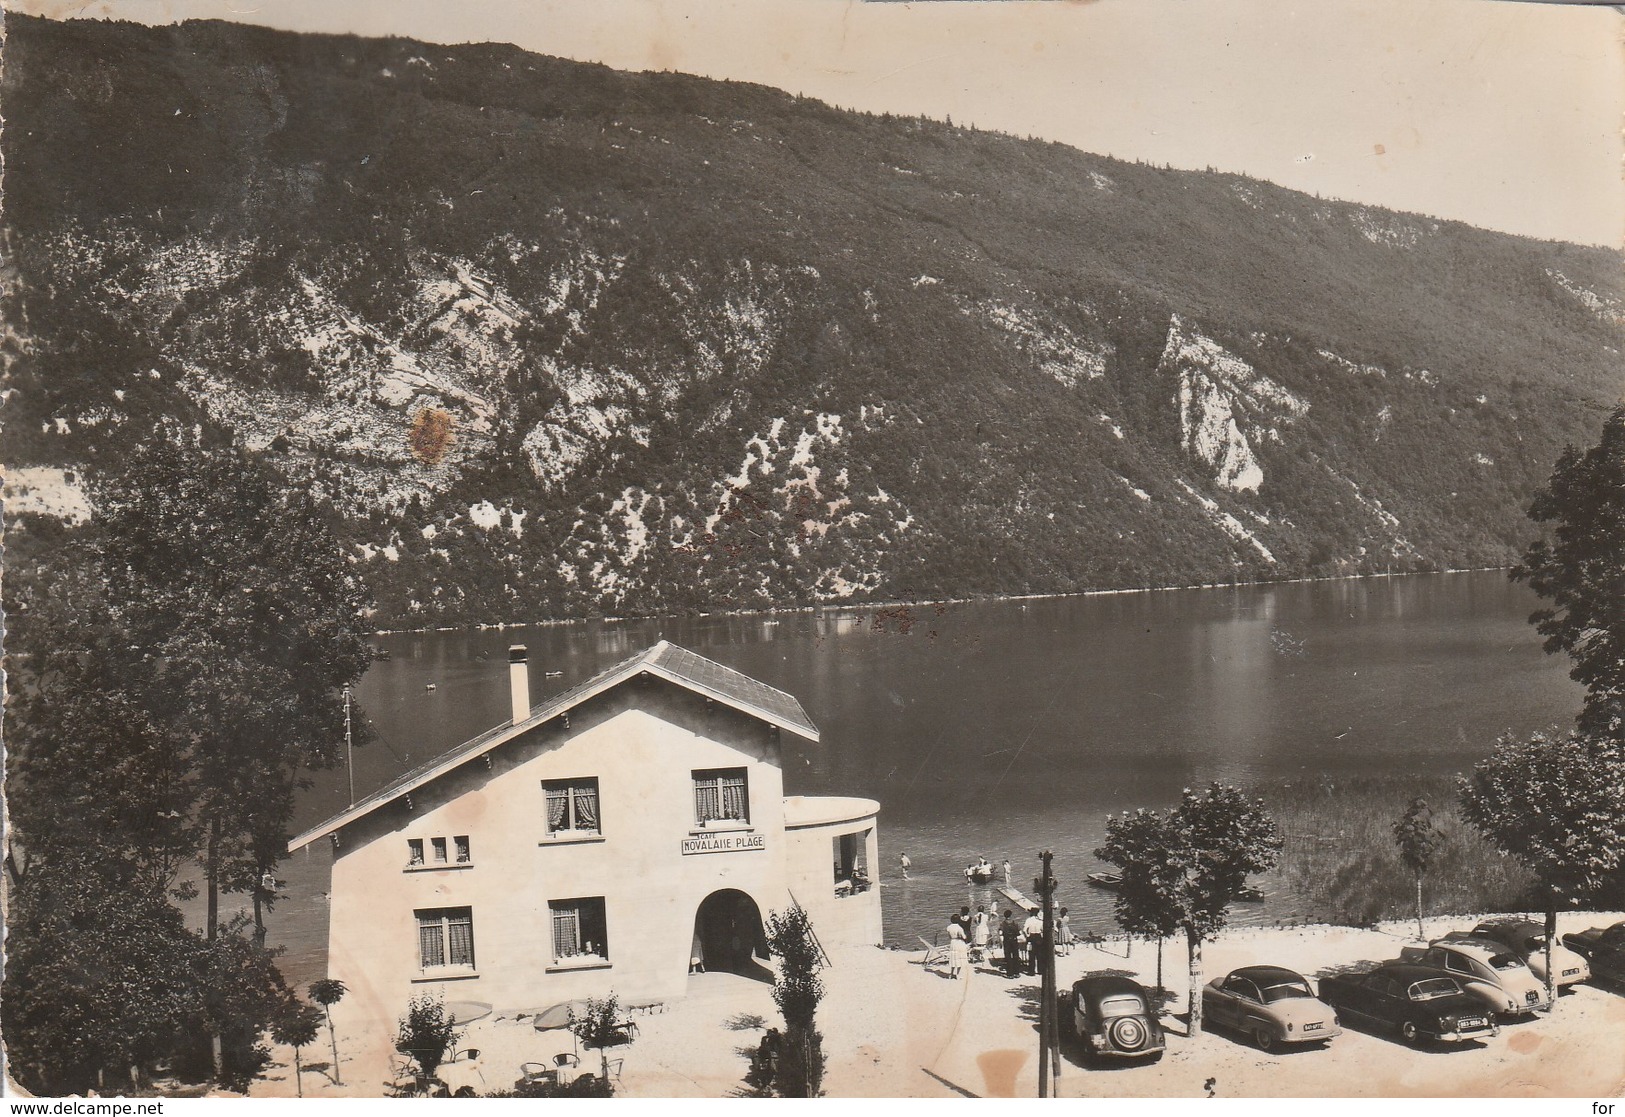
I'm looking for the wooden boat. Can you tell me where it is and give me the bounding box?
[1236,885,1265,902]
[964,862,995,884]
[1087,872,1123,891]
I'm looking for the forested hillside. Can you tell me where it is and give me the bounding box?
[4,15,1621,624]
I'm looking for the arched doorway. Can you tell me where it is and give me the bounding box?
[691,889,769,976]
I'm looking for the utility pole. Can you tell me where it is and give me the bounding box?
[1036,850,1060,1097]
[344,685,355,807]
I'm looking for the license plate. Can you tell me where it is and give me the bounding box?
[1563,968,1579,977]
[1460,1017,1486,1029]
[1303,1022,1323,1032]
[1525,991,1539,1004]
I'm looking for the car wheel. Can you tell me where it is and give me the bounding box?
[1109,1016,1149,1053]
[1252,1027,1275,1052]
[1401,1021,1421,1046]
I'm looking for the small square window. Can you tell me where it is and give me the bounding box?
[416,907,475,969]
[454,836,471,863]
[407,839,425,866]
[543,778,601,835]
[550,897,609,962]
[431,837,448,863]
[693,767,749,826]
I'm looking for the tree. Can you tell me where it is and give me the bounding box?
[271,1002,323,1097]
[1096,784,1282,1038]
[307,979,348,1085]
[569,993,628,1087]
[1393,797,1443,941]
[1512,405,1625,739]
[1,852,201,1095]
[1458,729,1625,1006]
[91,437,373,948]
[764,905,827,1097]
[1094,809,1184,1002]
[396,994,462,1085]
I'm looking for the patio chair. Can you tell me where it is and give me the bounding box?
[518,1062,554,1088]
[552,1052,581,1084]
[385,1054,422,1097]
[605,1058,624,1085]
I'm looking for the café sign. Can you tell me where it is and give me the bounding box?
[682,831,766,856]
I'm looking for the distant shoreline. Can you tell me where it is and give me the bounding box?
[367,565,1513,637]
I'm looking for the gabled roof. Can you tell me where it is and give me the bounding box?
[288,640,818,851]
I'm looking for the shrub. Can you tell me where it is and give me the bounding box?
[395,994,461,1081]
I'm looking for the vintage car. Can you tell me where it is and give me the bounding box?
[1399,939,1548,1017]
[1317,962,1498,1046]
[1461,921,1591,989]
[1201,965,1343,1050]
[1562,921,1625,984]
[1062,975,1166,1061]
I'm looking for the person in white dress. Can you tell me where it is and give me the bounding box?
[971,906,990,963]
[946,917,969,979]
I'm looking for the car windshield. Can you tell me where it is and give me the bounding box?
[1099,995,1146,1019]
[1487,953,1523,971]
[1408,978,1460,1001]
[1260,981,1314,1002]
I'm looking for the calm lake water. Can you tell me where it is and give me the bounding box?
[260,571,1581,989]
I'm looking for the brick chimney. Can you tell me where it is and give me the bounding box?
[509,645,530,724]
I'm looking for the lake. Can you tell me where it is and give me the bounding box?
[262,571,1581,989]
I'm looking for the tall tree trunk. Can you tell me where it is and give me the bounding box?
[206,818,219,941]
[327,1010,342,1086]
[294,1046,303,1098]
[206,816,222,1080]
[1543,896,1559,1009]
[1415,871,1425,941]
[1186,928,1204,1037]
[1156,938,1165,1004]
[252,885,266,949]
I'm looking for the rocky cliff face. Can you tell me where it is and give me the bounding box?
[4,16,1620,623]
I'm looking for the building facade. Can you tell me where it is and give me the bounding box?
[289,641,881,1017]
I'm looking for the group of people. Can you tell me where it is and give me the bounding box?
[943,905,1075,979]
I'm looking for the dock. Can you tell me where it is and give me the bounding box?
[996,883,1039,913]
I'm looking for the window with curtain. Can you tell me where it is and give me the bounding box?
[693,768,749,825]
[416,907,475,969]
[543,778,601,834]
[407,839,425,866]
[549,898,609,962]
[431,837,447,863]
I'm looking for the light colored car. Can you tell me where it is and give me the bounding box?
[1202,965,1343,1050]
[1462,922,1591,989]
[1400,938,1549,1017]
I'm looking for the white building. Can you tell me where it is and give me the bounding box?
[289,641,881,1017]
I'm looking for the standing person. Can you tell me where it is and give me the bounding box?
[953,905,972,937]
[1057,907,1074,957]
[899,853,911,880]
[1023,907,1046,977]
[946,915,969,979]
[1000,910,1022,978]
[971,906,990,963]
[1003,859,1012,886]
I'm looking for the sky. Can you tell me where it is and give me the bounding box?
[12,0,1624,246]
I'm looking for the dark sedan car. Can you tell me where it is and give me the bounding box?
[1317,962,1498,1047]
[1562,921,1625,984]
[1063,975,1166,1061]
